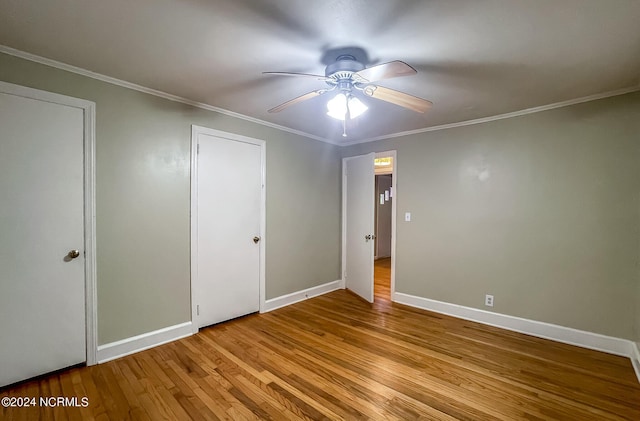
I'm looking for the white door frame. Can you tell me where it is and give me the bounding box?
[0,81,98,366]
[190,125,266,333]
[341,150,397,301]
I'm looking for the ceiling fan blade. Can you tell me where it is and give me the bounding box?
[263,71,331,81]
[268,90,326,113]
[363,85,432,113]
[354,61,417,83]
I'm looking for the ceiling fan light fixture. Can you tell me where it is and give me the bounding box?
[348,96,368,119]
[326,93,368,121]
[326,93,348,120]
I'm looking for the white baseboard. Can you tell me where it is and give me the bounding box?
[97,321,193,363]
[394,292,632,357]
[263,280,342,313]
[631,341,640,383]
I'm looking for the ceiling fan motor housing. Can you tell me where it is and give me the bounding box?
[325,55,365,80]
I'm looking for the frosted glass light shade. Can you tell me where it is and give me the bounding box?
[327,93,368,120]
[327,93,348,120]
[348,97,368,119]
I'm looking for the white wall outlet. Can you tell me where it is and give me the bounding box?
[404,212,411,222]
[485,294,494,307]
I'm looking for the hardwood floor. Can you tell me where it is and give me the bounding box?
[374,257,391,302]
[2,289,639,420]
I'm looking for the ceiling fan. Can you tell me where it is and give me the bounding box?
[263,49,433,137]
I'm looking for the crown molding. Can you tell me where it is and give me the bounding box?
[0,45,340,145]
[341,85,640,146]
[3,45,638,148]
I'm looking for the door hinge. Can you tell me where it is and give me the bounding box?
[196,304,200,316]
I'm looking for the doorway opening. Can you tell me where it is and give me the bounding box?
[341,150,396,305]
[374,153,394,303]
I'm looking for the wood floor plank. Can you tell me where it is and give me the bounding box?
[254,314,508,420]
[276,302,625,419]
[263,339,452,420]
[1,262,639,420]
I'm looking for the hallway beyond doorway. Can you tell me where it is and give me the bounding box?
[374,257,391,302]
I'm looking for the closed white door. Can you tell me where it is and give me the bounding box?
[193,128,263,328]
[343,153,375,302]
[0,89,86,387]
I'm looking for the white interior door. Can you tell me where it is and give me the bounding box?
[193,128,263,328]
[343,153,375,302]
[0,89,86,387]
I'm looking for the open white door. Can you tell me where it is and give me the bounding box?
[0,83,94,387]
[343,153,375,302]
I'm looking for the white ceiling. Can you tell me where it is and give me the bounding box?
[1,0,639,144]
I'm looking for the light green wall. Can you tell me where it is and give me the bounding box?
[343,92,640,340]
[3,49,638,344]
[637,220,640,348]
[0,52,341,345]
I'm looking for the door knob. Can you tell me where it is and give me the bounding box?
[253,236,260,244]
[67,249,80,259]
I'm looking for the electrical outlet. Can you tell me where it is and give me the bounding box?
[485,294,494,307]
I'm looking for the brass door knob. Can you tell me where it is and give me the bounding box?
[67,249,80,259]
[253,236,260,244]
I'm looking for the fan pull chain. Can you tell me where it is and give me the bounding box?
[343,95,351,137]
